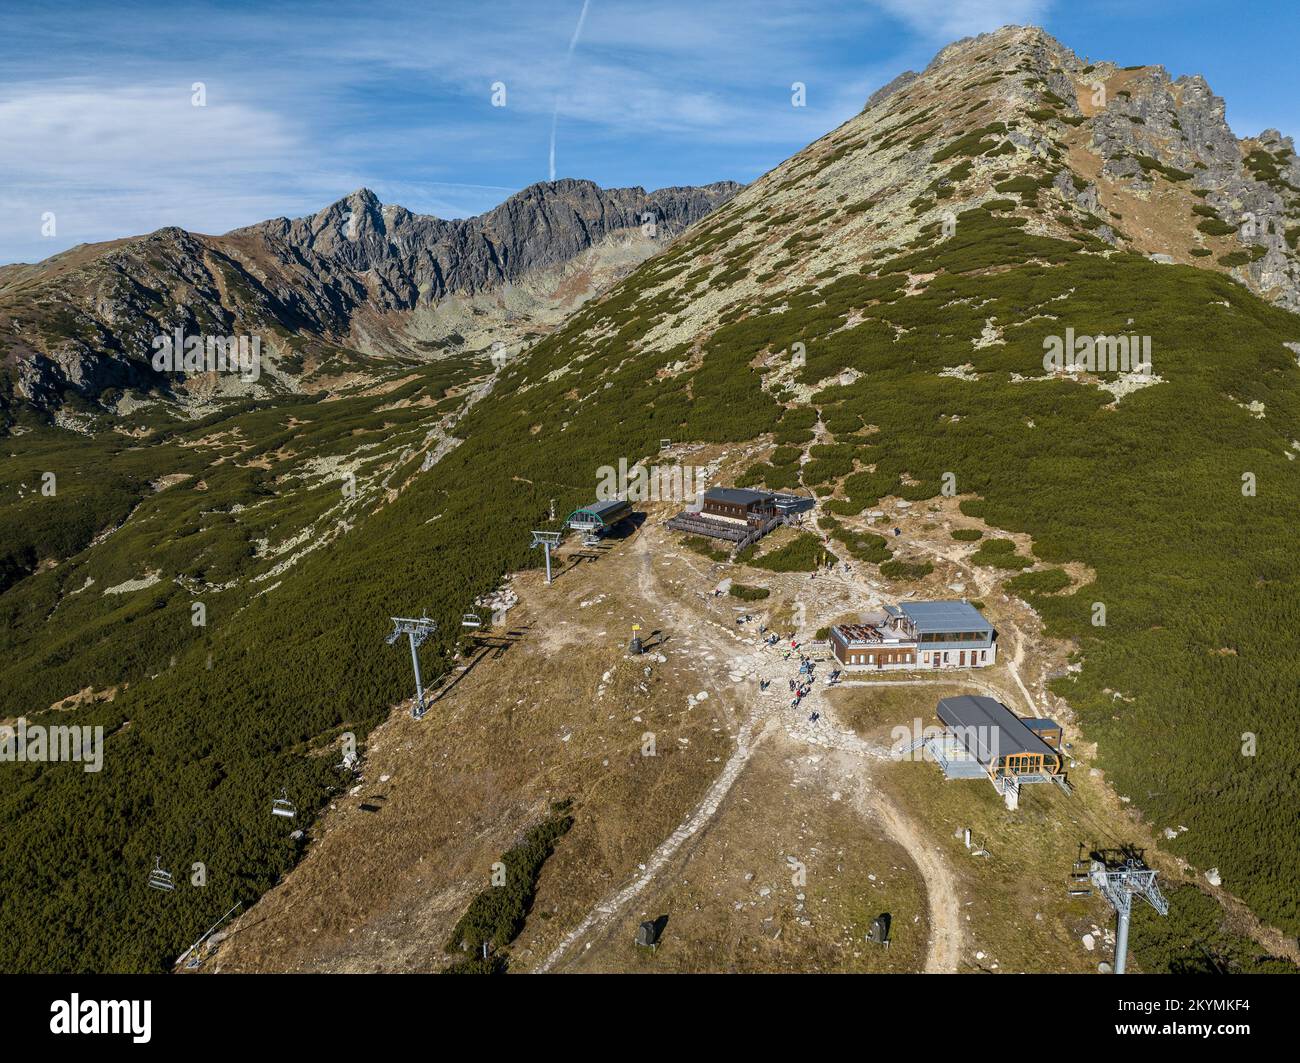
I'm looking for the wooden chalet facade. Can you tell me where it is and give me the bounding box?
[700,487,776,524]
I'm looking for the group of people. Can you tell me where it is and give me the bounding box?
[756,629,841,724]
[789,655,816,715]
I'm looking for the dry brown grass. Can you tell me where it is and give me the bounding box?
[212,548,737,973]
[823,678,1125,972]
[556,737,929,973]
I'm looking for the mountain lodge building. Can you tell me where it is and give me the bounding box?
[830,600,995,671]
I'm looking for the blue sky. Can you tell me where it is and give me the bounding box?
[2,0,1298,265]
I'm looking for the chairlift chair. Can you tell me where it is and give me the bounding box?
[271,789,297,819]
[147,857,176,892]
[461,612,482,629]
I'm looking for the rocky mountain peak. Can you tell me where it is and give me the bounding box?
[848,23,1300,312]
[1,177,740,418]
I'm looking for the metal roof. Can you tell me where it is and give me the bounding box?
[568,498,632,525]
[704,487,774,506]
[898,600,991,634]
[936,695,1055,767]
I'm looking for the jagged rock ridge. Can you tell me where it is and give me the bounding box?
[0,179,740,418]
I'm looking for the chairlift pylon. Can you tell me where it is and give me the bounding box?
[271,789,297,819]
[147,856,176,892]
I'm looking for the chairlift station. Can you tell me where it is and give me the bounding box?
[565,498,632,536]
[903,695,1068,809]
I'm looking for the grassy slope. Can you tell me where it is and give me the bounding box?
[3,191,1298,969]
[3,56,1300,968]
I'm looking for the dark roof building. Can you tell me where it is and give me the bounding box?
[703,486,774,508]
[935,695,1061,780]
[566,498,633,531]
[771,492,816,515]
[665,485,811,548]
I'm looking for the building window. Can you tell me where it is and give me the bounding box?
[922,653,930,664]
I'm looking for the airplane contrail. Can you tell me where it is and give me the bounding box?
[549,0,592,181]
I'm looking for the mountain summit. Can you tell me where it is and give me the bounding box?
[0,179,739,418]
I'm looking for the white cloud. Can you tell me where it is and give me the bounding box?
[0,0,995,263]
[0,83,334,261]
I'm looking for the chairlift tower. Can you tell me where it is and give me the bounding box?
[1073,854,1168,974]
[387,614,438,719]
[531,530,563,584]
